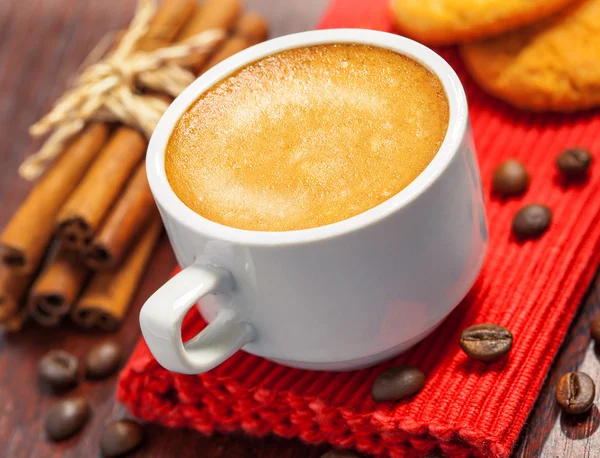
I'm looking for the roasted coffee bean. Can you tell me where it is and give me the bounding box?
[39,350,79,391]
[591,317,600,344]
[371,366,425,402]
[512,204,552,240]
[321,451,361,458]
[100,419,144,457]
[44,397,90,441]
[556,147,592,179]
[85,341,123,380]
[460,324,513,362]
[555,372,595,415]
[492,159,530,196]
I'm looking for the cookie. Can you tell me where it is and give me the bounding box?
[460,0,600,112]
[389,0,577,44]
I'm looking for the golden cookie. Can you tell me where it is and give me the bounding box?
[390,0,577,44]
[460,0,600,112]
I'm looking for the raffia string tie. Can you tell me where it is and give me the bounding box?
[20,0,225,180]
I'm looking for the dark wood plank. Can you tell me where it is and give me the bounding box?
[514,269,600,458]
[1,1,600,457]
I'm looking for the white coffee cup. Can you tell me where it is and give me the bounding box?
[140,29,487,375]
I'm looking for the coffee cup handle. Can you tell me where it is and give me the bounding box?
[139,262,255,374]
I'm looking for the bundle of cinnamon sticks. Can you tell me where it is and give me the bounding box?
[0,0,268,332]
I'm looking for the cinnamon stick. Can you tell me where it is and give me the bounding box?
[0,267,33,323]
[84,164,155,270]
[71,214,162,331]
[0,123,110,274]
[178,0,242,71]
[137,0,197,52]
[179,0,240,39]
[28,247,89,326]
[0,269,19,322]
[56,127,147,250]
[201,12,269,71]
[2,306,29,332]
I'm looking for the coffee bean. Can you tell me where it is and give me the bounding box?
[492,159,530,196]
[591,317,600,344]
[512,204,551,240]
[321,451,362,458]
[44,397,90,441]
[555,372,595,415]
[556,147,592,179]
[100,420,144,457]
[85,341,123,380]
[371,366,425,402]
[460,324,513,362]
[39,350,79,391]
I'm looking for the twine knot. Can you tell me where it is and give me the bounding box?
[94,60,138,88]
[20,0,225,180]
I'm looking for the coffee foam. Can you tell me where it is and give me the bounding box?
[166,44,449,231]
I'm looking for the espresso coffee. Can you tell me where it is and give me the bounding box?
[166,44,449,231]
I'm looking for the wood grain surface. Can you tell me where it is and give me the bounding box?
[0,1,599,457]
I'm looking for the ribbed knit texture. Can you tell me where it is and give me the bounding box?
[117,1,600,456]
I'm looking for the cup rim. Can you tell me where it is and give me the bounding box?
[146,28,468,246]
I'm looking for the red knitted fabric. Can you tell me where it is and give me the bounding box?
[117,1,600,456]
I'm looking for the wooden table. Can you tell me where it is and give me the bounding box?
[1,1,598,456]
